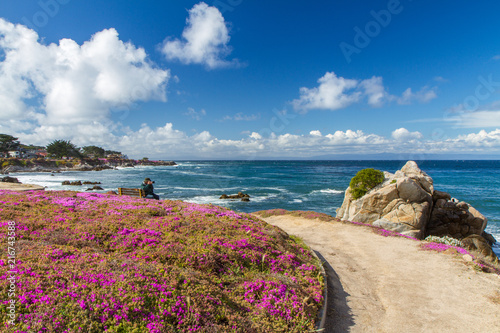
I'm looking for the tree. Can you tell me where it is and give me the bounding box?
[46,140,82,159]
[20,144,45,151]
[104,150,122,156]
[0,134,20,154]
[81,146,106,158]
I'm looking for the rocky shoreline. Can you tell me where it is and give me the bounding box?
[0,159,176,174]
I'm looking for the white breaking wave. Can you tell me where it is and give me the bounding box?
[310,189,344,195]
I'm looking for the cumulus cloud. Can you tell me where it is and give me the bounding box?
[161,2,237,69]
[292,72,437,112]
[391,128,423,142]
[0,18,170,125]
[358,76,391,107]
[292,72,361,111]
[309,130,322,136]
[7,117,500,159]
[455,129,500,147]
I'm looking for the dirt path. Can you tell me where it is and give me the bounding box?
[257,215,500,333]
[0,183,45,191]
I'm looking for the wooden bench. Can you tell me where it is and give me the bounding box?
[118,188,145,198]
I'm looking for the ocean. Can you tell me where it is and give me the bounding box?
[12,160,500,256]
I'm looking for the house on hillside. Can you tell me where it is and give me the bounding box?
[7,148,46,159]
[8,150,23,158]
[23,151,38,159]
[36,150,48,158]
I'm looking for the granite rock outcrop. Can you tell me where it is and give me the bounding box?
[337,161,490,242]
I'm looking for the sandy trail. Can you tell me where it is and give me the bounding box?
[257,215,500,333]
[0,183,45,191]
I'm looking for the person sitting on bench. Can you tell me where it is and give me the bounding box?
[141,177,159,200]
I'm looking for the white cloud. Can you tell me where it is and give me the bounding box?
[161,2,237,69]
[292,72,361,111]
[455,129,500,147]
[391,128,423,142]
[446,110,500,128]
[309,130,322,136]
[434,76,449,83]
[221,112,260,121]
[359,76,391,107]
[249,132,262,140]
[397,86,437,105]
[0,18,170,125]
[184,107,206,120]
[292,72,437,112]
[492,55,500,61]
[7,118,500,159]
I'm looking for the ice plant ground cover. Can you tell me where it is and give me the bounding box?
[0,191,324,332]
[255,210,500,275]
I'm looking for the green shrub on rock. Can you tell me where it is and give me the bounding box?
[349,168,385,200]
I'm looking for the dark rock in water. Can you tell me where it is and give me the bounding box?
[461,234,499,264]
[62,180,83,186]
[86,185,104,191]
[92,166,112,171]
[83,181,102,185]
[1,176,20,183]
[220,192,251,200]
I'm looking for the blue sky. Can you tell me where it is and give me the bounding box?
[1,0,500,159]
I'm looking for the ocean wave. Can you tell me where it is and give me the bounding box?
[169,170,238,179]
[183,194,271,205]
[169,186,244,192]
[310,189,344,195]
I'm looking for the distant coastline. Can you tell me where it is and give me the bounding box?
[0,157,176,174]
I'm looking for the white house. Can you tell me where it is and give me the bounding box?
[8,150,22,158]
